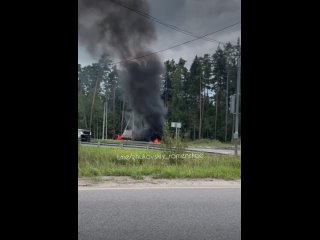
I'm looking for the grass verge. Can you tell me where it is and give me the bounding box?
[78,146,240,180]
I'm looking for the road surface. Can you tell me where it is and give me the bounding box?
[79,185,241,240]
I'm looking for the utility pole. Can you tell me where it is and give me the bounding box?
[96,118,99,140]
[89,77,100,133]
[102,101,105,140]
[225,66,229,142]
[105,95,108,140]
[234,55,241,156]
[199,75,202,139]
[230,94,236,142]
[232,113,235,142]
[132,111,135,140]
[120,96,125,133]
[214,89,218,140]
[112,88,116,138]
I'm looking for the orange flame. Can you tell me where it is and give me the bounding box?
[152,139,160,144]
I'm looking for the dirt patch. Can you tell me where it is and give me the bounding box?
[78,176,241,188]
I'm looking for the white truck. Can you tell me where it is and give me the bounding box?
[78,129,91,142]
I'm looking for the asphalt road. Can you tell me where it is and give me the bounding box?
[78,187,241,240]
[187,147,240,155]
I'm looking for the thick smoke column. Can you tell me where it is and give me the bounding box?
[79,0,165,140]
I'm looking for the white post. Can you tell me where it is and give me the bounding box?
[175,126,178,145]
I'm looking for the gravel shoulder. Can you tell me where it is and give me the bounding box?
[78,176,241,189]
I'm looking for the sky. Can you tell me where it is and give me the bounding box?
[78,0,241,69]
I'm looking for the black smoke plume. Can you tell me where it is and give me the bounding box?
[79,0,165,140]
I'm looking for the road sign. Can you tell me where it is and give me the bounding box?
[171,122,181,128]
[171,122,181,145]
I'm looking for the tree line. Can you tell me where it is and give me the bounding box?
[78,40,241,142]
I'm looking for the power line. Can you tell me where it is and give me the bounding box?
[113,21,241,65]
[108,0,232,44]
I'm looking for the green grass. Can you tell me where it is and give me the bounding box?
[78,146,240,180]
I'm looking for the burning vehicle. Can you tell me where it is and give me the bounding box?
[121,128,161,142]
[79,0,166,142]
[119,110,163,142]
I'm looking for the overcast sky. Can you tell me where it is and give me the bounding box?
[78,0,241,69]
